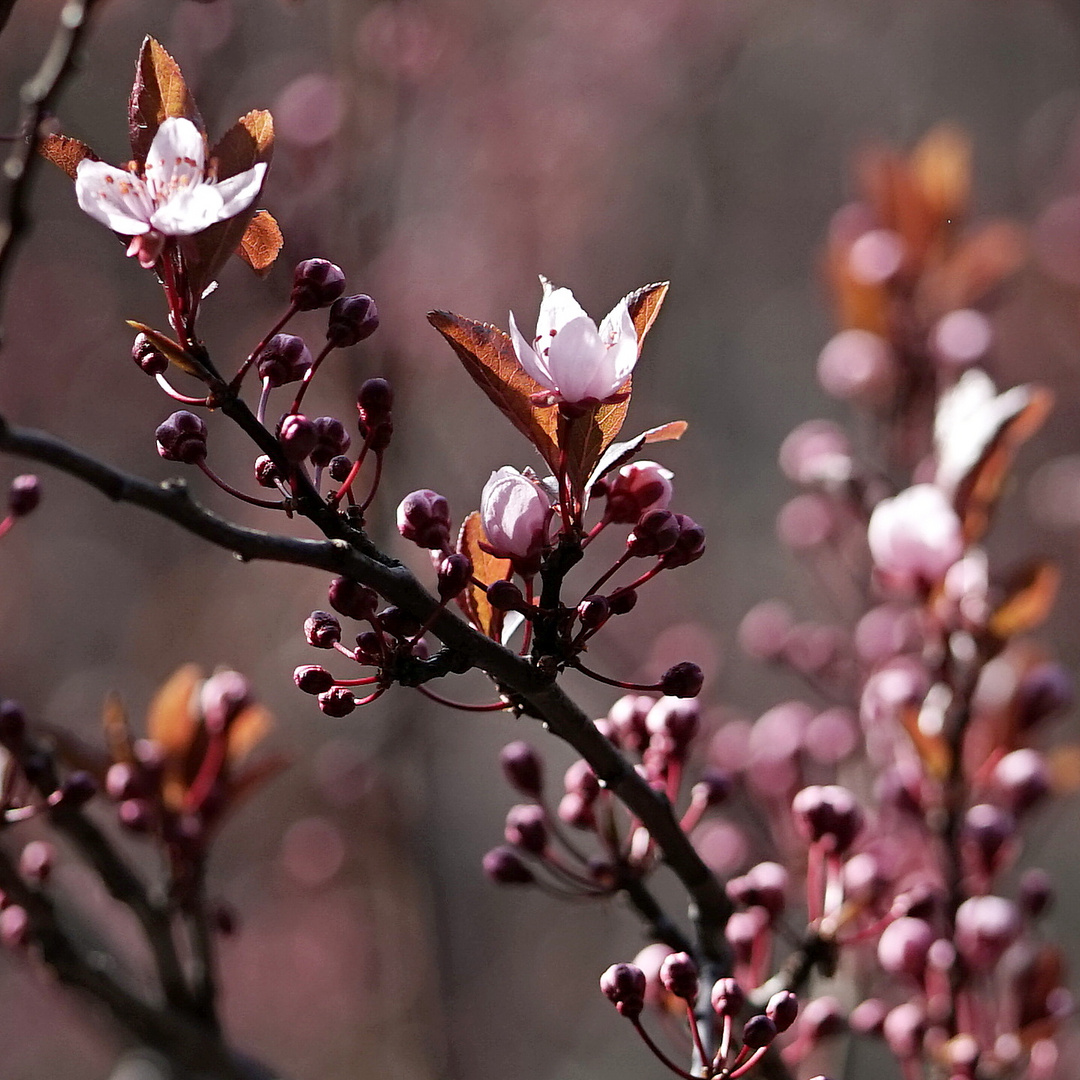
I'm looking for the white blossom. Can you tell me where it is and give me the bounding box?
[481,467,551,565]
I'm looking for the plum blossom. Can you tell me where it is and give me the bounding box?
[509,278,638,406]
[481,467,552,568]
[75,117,267,269]
[867,484,964,586]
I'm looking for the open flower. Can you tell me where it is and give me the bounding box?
[509,278,638,406]
[481,467,552,570]
[75,117,267,269]
[867,483,964,587]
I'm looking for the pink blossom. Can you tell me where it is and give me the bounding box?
[605,460,674,523]
[75,117,267,268]
[509,278,638,406]
[867,484,964,585]
[480,467,551,566]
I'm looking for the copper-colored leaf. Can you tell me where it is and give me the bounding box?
[212,110,274,180]
[989,561,1061,640]
[560,398,631,498]
[39,134,95,179]
[458,511,512,640]
[589,420,688,486]
[128,37,202,164]
[911,124,972,227]
[428,311,560,472]
[900,700,950,780]
[921,220,1027,315]
[624,281,669,350]
[227,703,272,763]
[147,663,201,759]
[237,211,283,275]
[1047,745,1080,795]
[102,691,135,765]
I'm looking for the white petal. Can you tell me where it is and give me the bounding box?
[509,310,553,388]
[144,117,206,203]
[536,285,590,341]
[213,162,267,219]
[150,183,226,235]
[546,315,605,403]
[604,301,639,385]
[75,160,152,234]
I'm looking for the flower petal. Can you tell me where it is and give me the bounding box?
[149,183,227,235]
[213,162,267,219]
[144,117,205,203]
[509,310,553,389]
[546,315,606,403]
[75,160,152,234]
[536,284,590,342]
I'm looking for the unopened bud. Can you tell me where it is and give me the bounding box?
[19,840,53,882]
[328,455,352,482]
[279,414,317,462]
[627,509,680,557]
[328,577,379,620]
[257,334,312,387]
[1019,868,1054,919]
[305,610,342,648]
[488,579,525,612]
[318,687,356,717]
[156,411,207,464]
[310,417,351,467]
[500,741,543,797]
[577,595,610,630]
[659,662,703,699]
[600,963,647,1019]
[711,977,744,1018]
[132,333,168,376]
[358,378,394,423]
[438,552,473,599]
[741,1014,778,1050]
[661,514,706,568]
[118,798,155,832]
[792,785,863,853]
[608,589,638,615]
[0,701,25,747]
[291,258,346,310]
[201,670,251,734]
[377,606,422,639]
[564,759,600,802]
[0,905,29,949]
[505,804,547,854]
[254,455,281,488]
[327,294,379,347]
[766,990,799,1033]
[7,475,40,517]
[397,490,451,550]
[659,952,699,1002]
[483,846,534,885]
[693,769,732,808]
[294,665,335,695]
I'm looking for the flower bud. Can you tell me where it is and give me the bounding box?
[728,861,788,917]
[877,917,935,979]
[577,595,610,630]
[257,334,312,387]
[254,455,281,488]
[726,907,769,964]
[0,905,29,949]
[608,694,652,752]
[791,785,863,853]
[627,509,680,557]
[505,804,547,854]
[646,696,699,752]
[294,665,335,695]
[766,990,799,1033]
[991,749,1050,816]
[741,1014,778,1050]
[1014,663,1072,729]
[692,769,732,808]
[659,952,698,1002]
[7,475,40,517]
[201,670,251,734]
[327,294,379,347]
[867,484,963,585]
[483,846,534,885]
[605,461,674,524]
[156,411,207,464]
[488,579,525,612]
[564,759,600,802]
[355,631,385,663]
[659,662,703,699]
[962,803,1015,875]
[55,771,97,808]
[558,791,595,830]
[328,578,379,620]
[883,1002,926,1060]
[328,455,352,482]
[291,259,346,310]
[310,417,351,467]
[105,762,144,802]
[397,490,452,550]
[954,895,1021,971]
[661,514,706,568]
[481,467,551,569]
[318,687,356,717]
[438,552,473,599]
[19,840,53,883]
[497,742,542,799]
[305,610,342,648]
[279,414,317,462]
[609,589,638,615]
[710,977,744,1018]
[799,996,846,1044]
[849,998,888,1037]
[377,606,422,639]
[1019,868,1054,919]
[600,963,647,1019]
[132,333,168,376]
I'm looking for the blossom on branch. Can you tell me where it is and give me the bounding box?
[75,118,267,269]
[509,278,638,407]
[867,483,964,586]
[480,466,552,570]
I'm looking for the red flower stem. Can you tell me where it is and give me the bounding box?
[542,848,604,890]
[154,374,210,406]
[332,641,360,661]
[580,518,608,549]
[182,731,228,815]
[717,1015,733,1069]
[414,685,508,712]
[729,1046,767,1078]
[196,461,285,509]
[537,796,592,865]
[685,1002,710,1077]
[353,687,387,708]
[610,562,664,598]
[583,550,633,598]
[806,839,825,924]
[332,675,380,687]
[230,303,298,391]
[4,804,39,823]
[0,515,14,540]
[359,452,384,512]
[256,380,273,425]
[327,438,371,506]
[679,793,708,835]
[630,1019,699,1080]
[289,340,335,415]
[569,658,660,693]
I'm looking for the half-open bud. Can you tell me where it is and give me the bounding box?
[397,489,452,550]
[257,334,312,387]
[291,258,346,310]
[327,294,379,347]
[156,411,207,463]
[600,963,647,1019]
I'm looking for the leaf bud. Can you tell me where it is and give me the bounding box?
[740,1014,778,1050]
[766,990,799,1033]
[600,963,647,1019]
[661,514,706,568]
[438,552,473,600]
[156,411,208,464]
[291,258,346,310]
[327,294,379,347]
[505,804,547,854]
[257,334,312,387]
[19,840,53,883]
[659,951,699,1002]
[500,741,543,796]
[397,490,451,550]
[710,977,744,1018]
[318,687,356,717]
[279,414,317,462]
[659,662,703,699]
[626,509,680,557]
[791,785,863,854]
[483,846,534,885]
[305,610,342,648]
[328,455,352,482]
[132,332,168,376]
[254,455,281,488]
[7,475,40,517]
[577,595,610,630]
[310,417,351,467]
[487,579,525,612]
[328,577,379,620]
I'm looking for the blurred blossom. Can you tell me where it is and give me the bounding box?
[778,421,852,485]
[847,229,905,285]
[867,484,964,585]
[804,708,858,765]
[738,600,794,660]
[816,328,895,404]
[692,819,748,876]
[357,2,447,81]
[274,74,346,147]
[776,493,835,549]
[281,817,347,887]
[854,604,920,664]
[930,309,993,368]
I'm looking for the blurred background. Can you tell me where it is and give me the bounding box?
[3,0,1080,1077]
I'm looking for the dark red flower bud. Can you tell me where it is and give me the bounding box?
[661,514,707,568]
[954,895,1021,971]
[19,840,52,882]
[962,803,1015,875]
[991,749,1050,816]
[659,952,699,1002]
[55,771,97,808]
[500,741,543,797]
[627,509,680,557]
[132,332,168,376]
[483,846,534,885]
[328,455,353,482]
[291,258,346,311]
[505,804,547,854]
[279,414,317,462]
[488,579,525,612]
[310,417,351,468]
[608,589,638,615]
[254,455,281,488]
[600,963,647,1019]
[294,665,335,695]
[305,610,342,648]
[7,475,40,517]
[318,687,356,717]
[328,578,379,621]
[564,759,600,802]
[106,762,143,802]
[0,700,25,748]
[608,694,652,752]
[733,861,789,917]
[558,791,595,830]
[1015,662,1072,729]
[355,630,385,663]
[577,595,610,630]
[397,490,451,550]
[693,769,732,808]
[201,670,251,734]
[358,378,393,423]
[659,661,703,699]
[156,411,207,464]
[711,977,744,1018]
[377,606,422,638]
[766,990,799,1033]
[327,294,379,347]
[437,552,473,600]
[878,917,934,979]
[741,1014,778,1050]
[791,785,863,853]
[257,334,312,387]
[1019,868,1054,919]
[646,696,700,752]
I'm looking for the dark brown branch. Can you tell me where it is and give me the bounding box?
[0,415,735,963]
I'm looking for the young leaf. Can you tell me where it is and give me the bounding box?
[38,134,95,179]
[147,664,201,758]
[128,37,203,164]
[237,211,283,275]
[227,702,273,763]
[988,561,1060,640]
[126,321,212,380]
[458,511,512,641]
[102,691,135,765]
[589,420,688,488]
[624,281,669,349]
